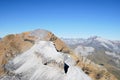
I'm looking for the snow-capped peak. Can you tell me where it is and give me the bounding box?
[62,36,120,53]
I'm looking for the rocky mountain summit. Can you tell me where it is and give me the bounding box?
[0,29,118,80]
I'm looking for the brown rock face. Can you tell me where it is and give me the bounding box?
[0,29,118,80]
[45,32,70,53]
[76,56,117,80]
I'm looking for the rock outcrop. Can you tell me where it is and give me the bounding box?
[0,29,118,80]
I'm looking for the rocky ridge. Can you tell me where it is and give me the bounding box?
[0,29,118,80]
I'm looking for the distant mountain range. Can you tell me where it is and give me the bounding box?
[62,36,120,80]
[62,36,120,52]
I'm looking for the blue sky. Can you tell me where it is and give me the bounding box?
[0,0,120,40]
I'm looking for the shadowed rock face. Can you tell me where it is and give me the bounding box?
[64,63,69,73]
[0,29,118,80]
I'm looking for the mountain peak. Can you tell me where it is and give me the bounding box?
[0,29,118,80]
[88,36,103,40]
[30,29,50,40]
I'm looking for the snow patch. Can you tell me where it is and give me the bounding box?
[75,46,94,56]
[65,66,92,80]
[100,43,109,49]
[105,51,120,60]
